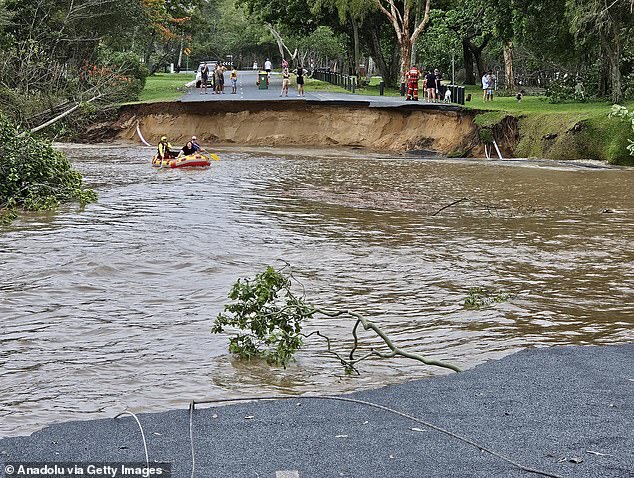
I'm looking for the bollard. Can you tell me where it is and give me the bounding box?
[400,81,405,96]
[457,86,465,105]
[352,77,356,93]
[379,80,385,96]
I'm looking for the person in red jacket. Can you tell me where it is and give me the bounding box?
[406,65,420,101]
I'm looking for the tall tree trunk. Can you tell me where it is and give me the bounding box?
[598,48,609,97]
[503,41,514,90]
[411,0,423,66]
[399,36,411,84]
[462,38,475,84]
[466,34,490,81]
[472,47,486,80]
[351,16,360,77]
[368,28,397,87]
[604,34,623,104]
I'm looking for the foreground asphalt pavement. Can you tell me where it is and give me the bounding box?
[180,70,460,111]
[1,344,632,477]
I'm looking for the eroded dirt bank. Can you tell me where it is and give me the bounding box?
[107,101,480,155]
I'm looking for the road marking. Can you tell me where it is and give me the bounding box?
[275,471,300,478]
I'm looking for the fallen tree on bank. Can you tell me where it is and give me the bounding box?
[0,114,97,225]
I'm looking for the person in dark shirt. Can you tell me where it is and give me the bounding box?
[434,69,443,102]
[425,71,437,102]
[295,66,305,97]
[178,141,197,158]
[200,64,209,95]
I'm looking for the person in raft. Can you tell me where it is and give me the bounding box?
[177,141,197,158]
[157,136,173,160]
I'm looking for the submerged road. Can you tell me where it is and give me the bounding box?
[180,70,459,111]
[1,345,632,477]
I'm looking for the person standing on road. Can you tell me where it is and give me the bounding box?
[230,68,238,94]
[295,65,305,97]
[405,65,420,101]
[264,58,272,78]
[219,62,226,94]
[425,69,437,102]
[280,66,290,97]
[200,63,209,95]
[214,63,222,94]
[434,69,443,101]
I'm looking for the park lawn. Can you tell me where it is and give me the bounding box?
[136,73,195,103]
[303,77,349,93]
[461,84,634,115]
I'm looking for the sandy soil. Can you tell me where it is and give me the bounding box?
[112,101,480,155]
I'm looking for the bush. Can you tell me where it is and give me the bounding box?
[0,113,97,224]
[545,74,587,103]
[212,266,313,367]
[92,47,149,101]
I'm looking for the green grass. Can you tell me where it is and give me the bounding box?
[461,85,634,115]
[305,76,403,96]
[303,77,349,94]
[136,73,195,103]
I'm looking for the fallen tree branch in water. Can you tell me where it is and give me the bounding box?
[305,309,462,374]
[213,264,461,373]
[431,196,498,217]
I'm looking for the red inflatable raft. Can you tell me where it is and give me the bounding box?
[152,152,212,168]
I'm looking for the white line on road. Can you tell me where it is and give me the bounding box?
[275,471,300,478]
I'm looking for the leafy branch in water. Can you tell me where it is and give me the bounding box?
[0,113,97,225]
[212,265,314,367]
[464,287,514,309]
[212,265,461,373]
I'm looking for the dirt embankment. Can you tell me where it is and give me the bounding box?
[105,101,480,155]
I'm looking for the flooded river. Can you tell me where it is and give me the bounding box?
[1,144,633,438]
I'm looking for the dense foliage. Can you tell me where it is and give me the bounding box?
[0,0,200,132]
[0,114,97,224]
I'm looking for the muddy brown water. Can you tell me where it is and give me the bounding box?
[1,144,633,438]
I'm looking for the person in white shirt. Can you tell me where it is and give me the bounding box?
[482,72,489,102]
[264,58,272,78]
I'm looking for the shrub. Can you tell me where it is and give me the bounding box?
[545,74,587,103]
[212,266,314,367]
[0,113,97,224]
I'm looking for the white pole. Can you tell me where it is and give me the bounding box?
[493,140,503,160]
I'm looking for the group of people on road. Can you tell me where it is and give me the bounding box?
[200,62,238,95]
[157,135,205,160]
[406,66,446,102]
[279,59,305,97]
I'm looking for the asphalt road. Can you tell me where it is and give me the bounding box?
[1,345,632,478]
[180,70,459,111]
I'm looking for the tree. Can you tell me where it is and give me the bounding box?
[375,0,432,83]
[567,0,633,103]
